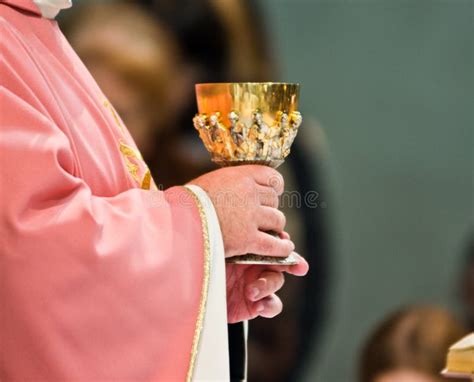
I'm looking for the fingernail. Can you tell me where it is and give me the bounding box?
[251,287,259,300]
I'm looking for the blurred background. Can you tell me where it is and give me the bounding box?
[61,0,473,381]
[260,1,473,381]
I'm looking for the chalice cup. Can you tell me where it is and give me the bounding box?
[194,82,302,265]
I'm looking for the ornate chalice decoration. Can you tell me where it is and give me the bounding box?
[194,83,302,265]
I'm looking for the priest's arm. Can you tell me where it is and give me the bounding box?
[0,83,226,380]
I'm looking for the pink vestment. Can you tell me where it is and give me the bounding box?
[0,1,223,379]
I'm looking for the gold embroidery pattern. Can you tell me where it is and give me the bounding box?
[103,99,126,135]
[103,95,154,189]
[183,187,211,382]
[118,140,154,190]
[140,169,152,190]
[119,140,143,183]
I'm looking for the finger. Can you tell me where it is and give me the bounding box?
[285,253,309,276]
[246,271,285,301]
[257,206,286,232]
[253,294,283,319]
[257,185,279,208]
[279,231,291,240]
[248,232,294,258]
[247,165,284,195]
[267,252,309,276]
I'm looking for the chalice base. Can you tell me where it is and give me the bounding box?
[226,252,299,266]
[213,158,298,266]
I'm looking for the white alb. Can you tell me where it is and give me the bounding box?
[185,185,230,381]
[33,0,72,19]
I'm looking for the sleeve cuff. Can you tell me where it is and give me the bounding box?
[184,185,230,381]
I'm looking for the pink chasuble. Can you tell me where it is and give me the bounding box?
[0,1,228,380]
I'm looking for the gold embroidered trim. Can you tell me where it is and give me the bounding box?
[183,187,211,382]
[119,140,143,160]
[140,169,152,190]
[103,97,155,189]
[119,140,154,189]
[103,99,126,134]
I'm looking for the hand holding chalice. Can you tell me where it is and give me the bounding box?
[194,83,302,265]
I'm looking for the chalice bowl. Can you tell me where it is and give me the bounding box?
[193,82,302,265]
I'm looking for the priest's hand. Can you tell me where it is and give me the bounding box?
[189,165,294,258]
[226,251,309,323]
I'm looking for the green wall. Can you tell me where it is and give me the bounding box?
[259,0,473,380]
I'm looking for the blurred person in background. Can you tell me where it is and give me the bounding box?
[63,0,331,380]
[460,233,474,331]
[359,305,468,382]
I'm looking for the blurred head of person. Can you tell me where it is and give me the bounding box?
[460,233,474,330]
[140,0,275,81]
[359,305,467,382]
[63,1,187,162]
[136,0,276,137]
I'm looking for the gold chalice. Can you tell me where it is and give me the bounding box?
[194,82,302,265]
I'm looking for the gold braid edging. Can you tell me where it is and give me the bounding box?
[183,187,211,382]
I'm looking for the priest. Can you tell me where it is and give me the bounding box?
[0,0,309,380]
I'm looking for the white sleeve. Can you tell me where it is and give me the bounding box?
[185,185,230,382]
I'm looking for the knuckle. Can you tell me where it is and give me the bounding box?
[269,210,285,231]
[277,273,285,287]
[251,209,261,225]
[267,296,283,317]
[241,175,254,190]
[277,210,286,229]
[269,188,279,207]
[242,237,253,254]
[247,165,266,179]
[268,172,284,194]
[269,273,285,291]
[276,301,283,315]
[269,239,281,255]
[260,187,278,207]
[241,236,253,254]
[279,239,294,257]
[247,219,258,234]
[255,234,292,257]
[257,236,273,255]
